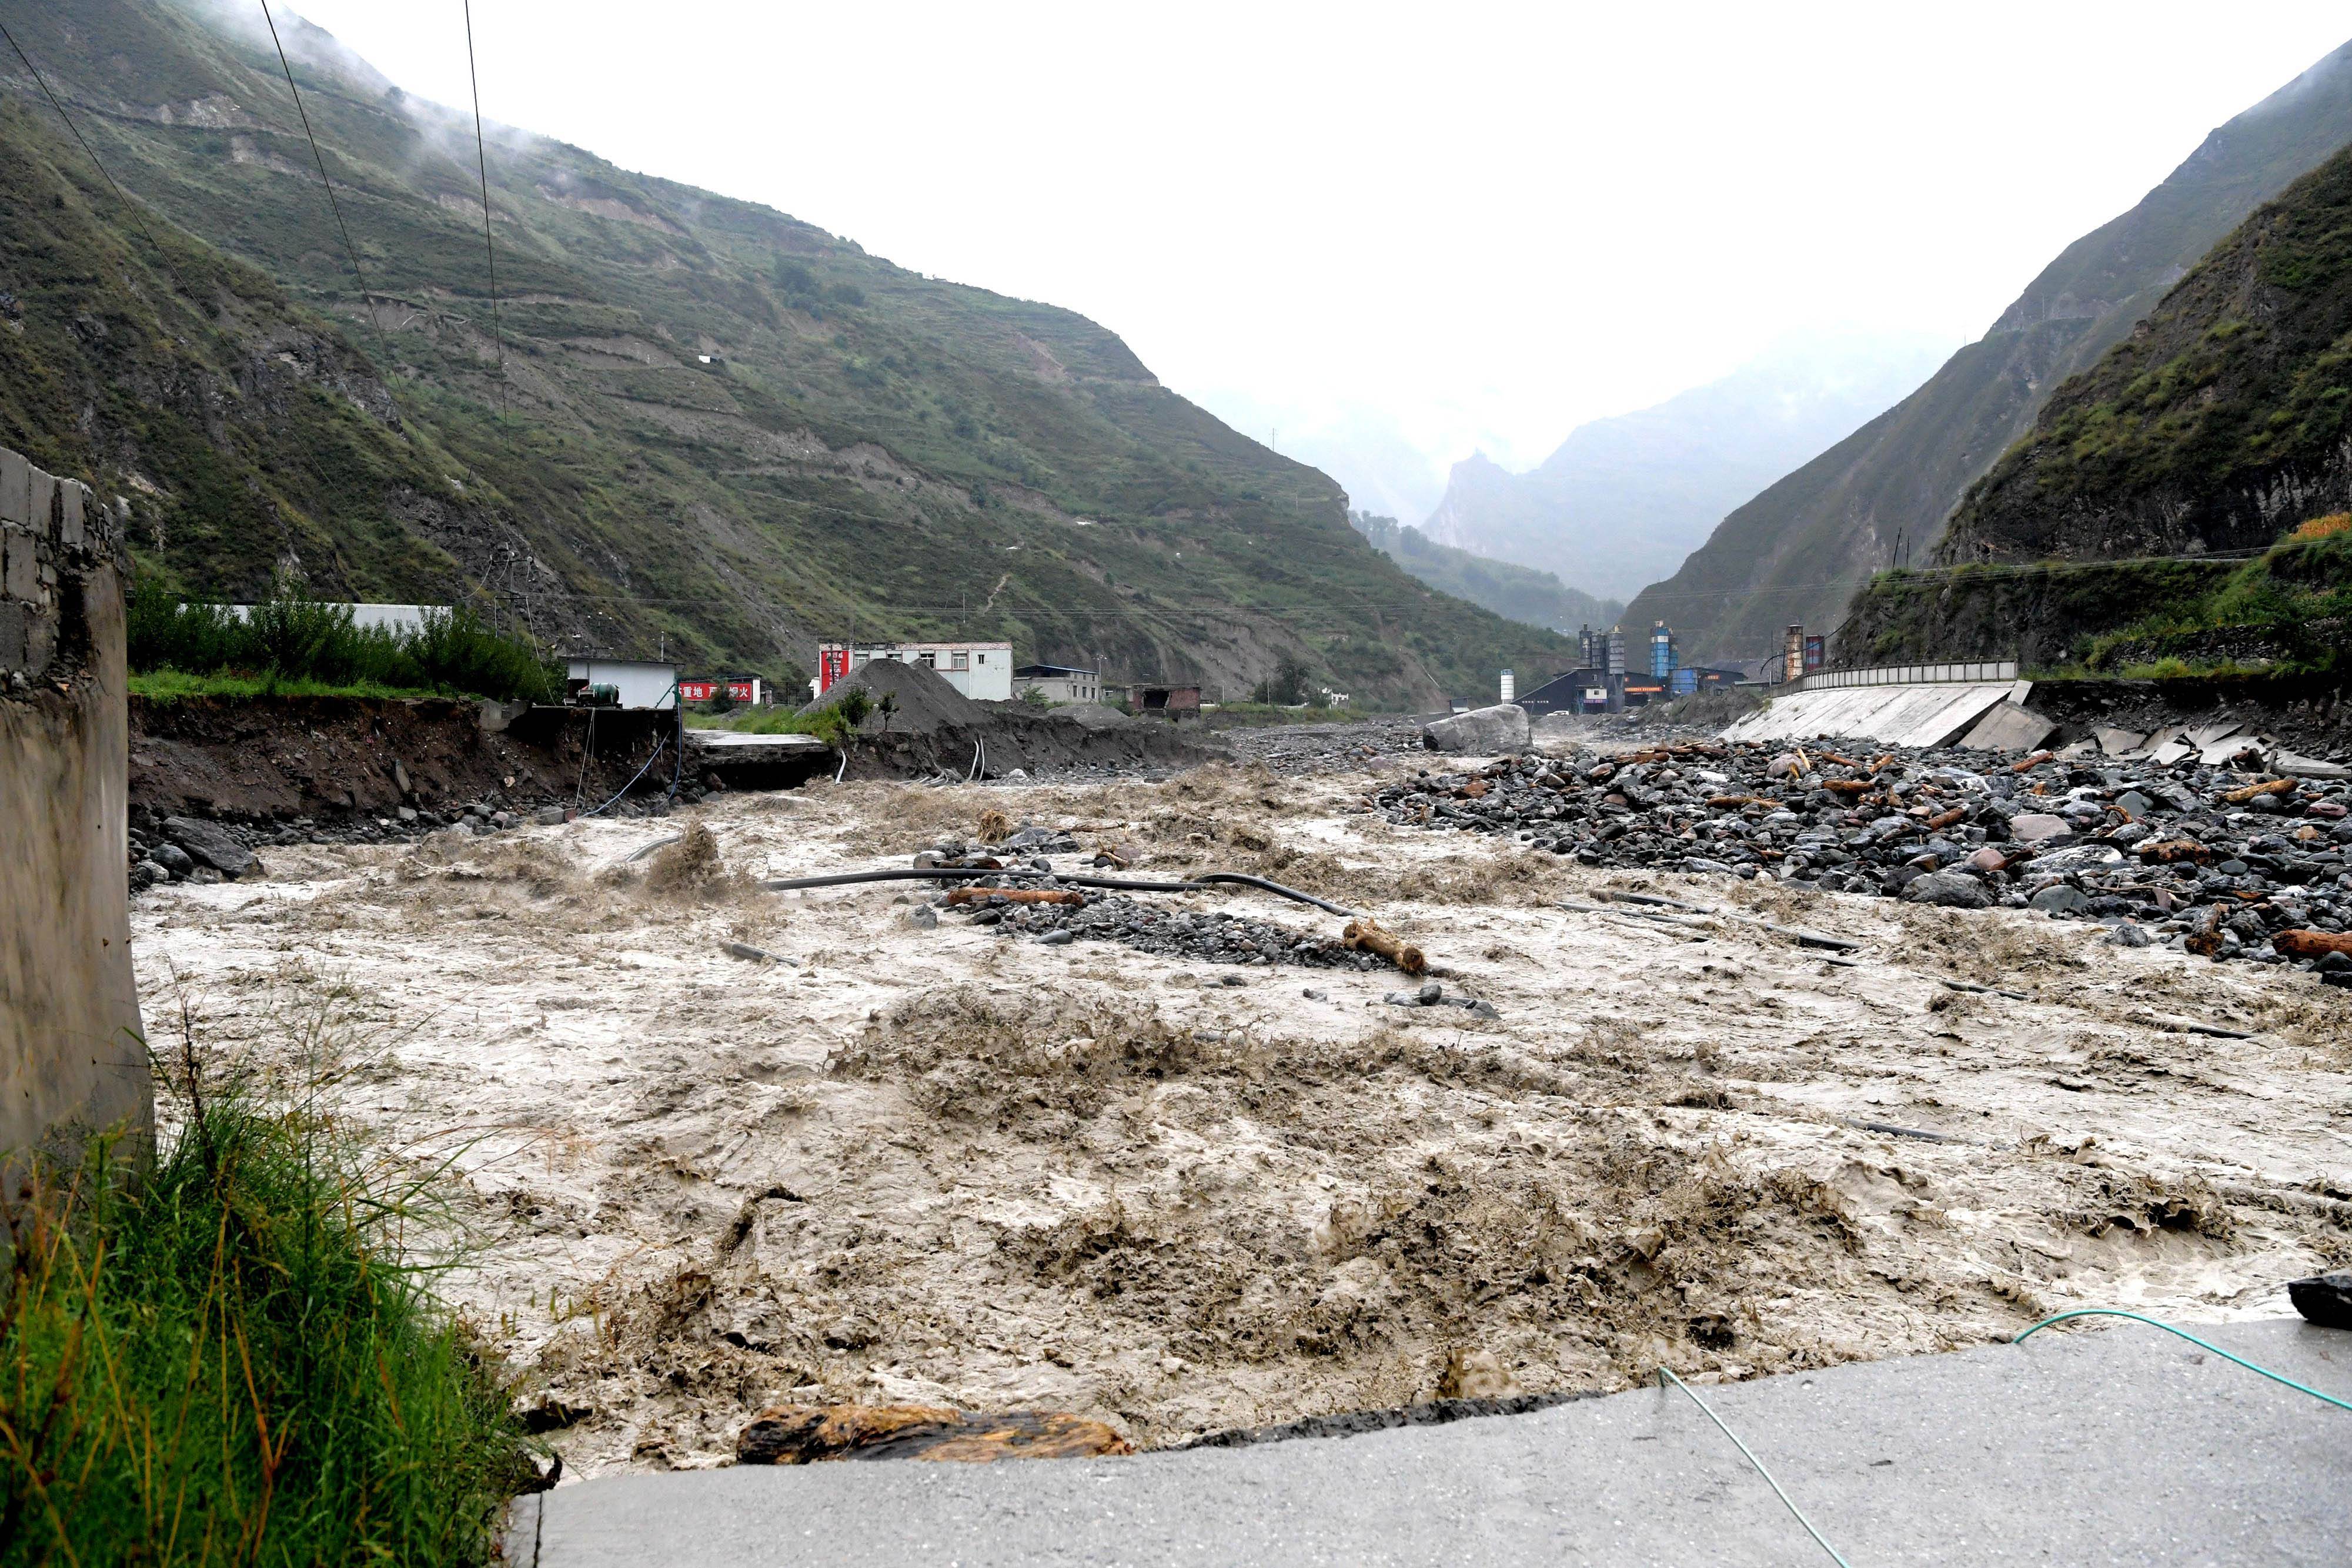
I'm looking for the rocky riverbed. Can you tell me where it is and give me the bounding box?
[1371,737,2352,981]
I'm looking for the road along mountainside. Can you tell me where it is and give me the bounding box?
[132,731,2351,1477]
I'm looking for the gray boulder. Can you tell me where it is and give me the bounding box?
[1903,870,1991,909]
[163,815,257,878]
[149,841,195,878]
[1421,703,1530,755]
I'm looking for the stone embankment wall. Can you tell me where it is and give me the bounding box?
[1,445,147,1160]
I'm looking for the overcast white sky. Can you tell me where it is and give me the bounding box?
[279,1,2351,509]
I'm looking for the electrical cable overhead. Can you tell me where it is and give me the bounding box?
[1,17,172,264]
[256,0,403,399]
[462,0,508,414]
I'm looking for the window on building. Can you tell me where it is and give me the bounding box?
[953,651,969,670]
[977,652,987,664]
[918,651,936,667]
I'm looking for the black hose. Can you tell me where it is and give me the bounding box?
[1192,873,1354,916]
[756,864,1352,914]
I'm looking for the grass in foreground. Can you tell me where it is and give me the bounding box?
[129,668,452,703]
[1,1064,533,1564]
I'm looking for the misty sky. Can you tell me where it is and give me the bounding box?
[278,1,2351,516]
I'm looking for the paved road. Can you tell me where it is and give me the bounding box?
[512,1319,2350,1566]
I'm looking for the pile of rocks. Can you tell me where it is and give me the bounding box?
[906,829,1381,969]
[961,892,1386,971]
[1367,738,2352,978]
[1224,717,1424,775]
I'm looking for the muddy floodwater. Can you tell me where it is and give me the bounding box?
[132,761,2352,1476]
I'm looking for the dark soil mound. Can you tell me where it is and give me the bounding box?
[800,659,984,735]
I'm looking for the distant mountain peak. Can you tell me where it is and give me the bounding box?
[1416,330,1950,602]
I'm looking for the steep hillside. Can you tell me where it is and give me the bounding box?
[0,0,1568,706]
[1420,332,1948,602]
[1942,143,2352,561]
[1622,38,2352,663]
[1347,513,1622,633]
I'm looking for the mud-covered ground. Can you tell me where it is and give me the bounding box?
[132,758,2352,1477]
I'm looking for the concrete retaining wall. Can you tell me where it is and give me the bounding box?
[1,445,147,1162]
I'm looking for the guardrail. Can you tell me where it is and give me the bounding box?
[1795,660,2017,691]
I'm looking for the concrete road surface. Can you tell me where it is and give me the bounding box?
[509,1318,2349,1566]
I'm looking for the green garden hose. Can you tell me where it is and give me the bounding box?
[2013,1308,2352,1412]
[1656,1366,1853,1567]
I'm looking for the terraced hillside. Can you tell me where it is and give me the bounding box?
[0,1,1568,704]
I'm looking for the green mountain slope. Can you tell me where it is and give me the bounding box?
[1347,512,1623,634]
[1621,38,2352,663]
[0,0,1566,707]
[1941,142,2352,561]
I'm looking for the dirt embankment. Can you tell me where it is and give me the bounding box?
[843,710,1226,781]
[128,696,666,822]
[813,657,1228,780]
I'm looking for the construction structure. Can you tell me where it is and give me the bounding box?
[564,657,677,710]
[1,444,147,1164]
[1013,663,1102,704]
[1132,683,1201,720]
[817,641,1013,702]
[1577,625,1627,676]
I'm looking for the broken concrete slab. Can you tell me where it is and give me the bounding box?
[2094,726,2146,756]
[1422,703,1529,755]
[1720,683,2014,750]
[2273,750,2352,780]
[1957,701,2054,754]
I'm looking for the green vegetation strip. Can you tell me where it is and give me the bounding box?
[1,1089,535,1563]
[128,577,559,703]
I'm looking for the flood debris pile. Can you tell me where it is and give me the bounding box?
[949,891,1388,971]
[1372,738,2352,978]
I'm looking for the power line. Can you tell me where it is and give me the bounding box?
[463,0,507,414]
[255,0,404,404]
[0,17,171,262]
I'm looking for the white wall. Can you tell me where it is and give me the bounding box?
[567,658,677,710]
[855,643,1013,701]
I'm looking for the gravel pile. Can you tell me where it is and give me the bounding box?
[952,890,1385,971]
[1369,738,2352,978]
[1221,716,1428,775]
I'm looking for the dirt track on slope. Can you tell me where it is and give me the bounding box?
[132,762,2352,1475]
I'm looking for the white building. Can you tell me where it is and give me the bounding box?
[817,641,1013,702]
[565,657,677,710]
[228,602,442,635]
[1014,663,1101,704]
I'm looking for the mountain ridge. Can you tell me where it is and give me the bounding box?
[1621,37,2352,663]
[1419,332,1950,603]
[0,0,1570,706]
[1347,511,1623,635]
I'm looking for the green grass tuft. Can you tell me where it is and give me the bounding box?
[1,1052,535,1564]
